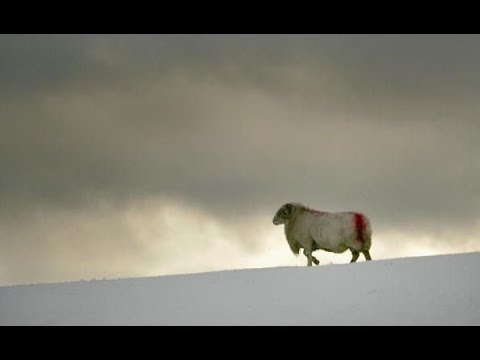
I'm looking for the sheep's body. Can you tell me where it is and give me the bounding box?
[286,210,372,253]
[273,203,372,266]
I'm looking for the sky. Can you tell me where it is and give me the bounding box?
[1,34,480,286]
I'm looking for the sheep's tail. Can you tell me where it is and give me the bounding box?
[353,213,372,251]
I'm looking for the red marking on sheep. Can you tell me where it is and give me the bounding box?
[352,212,365,244]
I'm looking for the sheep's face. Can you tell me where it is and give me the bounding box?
[273,203,296,225]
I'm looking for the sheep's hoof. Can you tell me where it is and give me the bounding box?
[312,257,320,265]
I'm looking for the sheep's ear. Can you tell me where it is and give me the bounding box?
[284,203,295,218]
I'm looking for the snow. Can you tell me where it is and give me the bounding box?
[1,252,480,325]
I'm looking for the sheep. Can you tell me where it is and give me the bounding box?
[272,202,372,266]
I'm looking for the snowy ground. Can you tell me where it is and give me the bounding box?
[1,252,479,325]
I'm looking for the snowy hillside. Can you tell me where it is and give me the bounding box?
[1,252,480,325]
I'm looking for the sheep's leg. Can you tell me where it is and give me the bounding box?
[303,249,313,267]
[362,250,372,261]
[312,255,320,265]
[350,250,360,263]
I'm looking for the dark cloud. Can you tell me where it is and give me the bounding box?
[1,34,480,284]
[4,34,480,100]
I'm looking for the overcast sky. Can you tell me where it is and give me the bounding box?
[1,34,480,285]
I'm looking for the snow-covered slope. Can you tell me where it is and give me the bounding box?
[1,252,480,325]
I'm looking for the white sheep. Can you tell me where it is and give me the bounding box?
[272,202,372,266]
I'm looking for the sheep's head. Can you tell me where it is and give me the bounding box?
[273,203,297,225]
